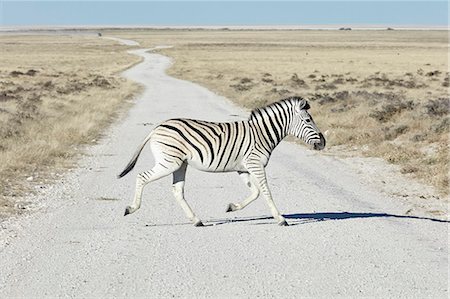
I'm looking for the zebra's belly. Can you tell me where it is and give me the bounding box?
[186,158,246,173]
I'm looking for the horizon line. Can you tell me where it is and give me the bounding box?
[1,24,449,31]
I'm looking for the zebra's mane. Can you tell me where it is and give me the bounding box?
[248,96,308,120]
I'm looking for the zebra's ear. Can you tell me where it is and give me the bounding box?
[298,99,310,111]
[303,101,311,110]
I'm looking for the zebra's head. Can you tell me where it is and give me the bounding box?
[289,99,326,150]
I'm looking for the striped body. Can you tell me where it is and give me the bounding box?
[119,97,325,226]
[153,119,258,173]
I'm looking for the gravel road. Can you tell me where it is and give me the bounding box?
[0,40,448,298]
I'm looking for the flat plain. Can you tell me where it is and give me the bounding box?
[1,29,448,221]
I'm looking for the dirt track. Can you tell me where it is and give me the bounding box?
[0,39,448,298]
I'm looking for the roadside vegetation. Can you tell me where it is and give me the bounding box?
[0,34,141,217]
[109,29,449,196]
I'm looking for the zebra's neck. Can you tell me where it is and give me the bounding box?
[248,102,293,154]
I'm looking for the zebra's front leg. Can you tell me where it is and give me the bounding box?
[246,163,288,226]
[226,171,260,212]
[172,163,204,227]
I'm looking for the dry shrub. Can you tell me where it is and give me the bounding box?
[361,73,427,89]
[383,124,409,140]
[269,88,291,96]
[316,83,337,90]
[424,98,449,117]
[369,100,415,122]
[0,35,141,212]
[261,74,274,83]
[311,91,350,105]
[332,78,345,84]
[401,164,419,174]
[290,73,308,87]
[442,76,449,87]
[262,77,274,83]
[425,70,441,77]
[431,117,449,134]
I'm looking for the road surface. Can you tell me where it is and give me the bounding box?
[0,40,448,298]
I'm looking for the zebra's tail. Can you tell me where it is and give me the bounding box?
[117,132,153,178]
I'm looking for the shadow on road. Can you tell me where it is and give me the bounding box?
[208,211,449,226]
[212,212,450,225]
[283,211,449,224]
[145,211,448,227]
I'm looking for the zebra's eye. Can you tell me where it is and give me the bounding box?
[305,119,311,123]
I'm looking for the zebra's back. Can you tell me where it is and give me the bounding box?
[150,118,253,172]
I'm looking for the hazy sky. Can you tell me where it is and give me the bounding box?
[1,1,448,26]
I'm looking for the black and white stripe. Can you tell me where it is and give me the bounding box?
[119,96,325,226]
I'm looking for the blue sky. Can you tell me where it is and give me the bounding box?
[1,1,448,26]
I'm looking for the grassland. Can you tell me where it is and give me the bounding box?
[108,29,449,195]
[0,34,140,217]
[1,29,447,219]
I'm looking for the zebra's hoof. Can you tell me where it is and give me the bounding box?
[278,220,289,226]
[193,219,204,227]
[226,203,237,213]
[124,206,131,216]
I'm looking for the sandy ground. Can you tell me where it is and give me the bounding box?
[0,38,448,298]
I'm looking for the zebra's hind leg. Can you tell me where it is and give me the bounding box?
[172,162,204,227]
[124,162,180,216]
[226,171,260,212]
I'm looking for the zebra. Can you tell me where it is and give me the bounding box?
[118,96,325,226]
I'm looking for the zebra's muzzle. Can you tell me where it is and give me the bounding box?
[313,133,326,151]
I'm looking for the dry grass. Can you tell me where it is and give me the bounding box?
[109,29,449,195]
[0,34,141,216]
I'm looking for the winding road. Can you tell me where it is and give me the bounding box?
[0,38,448,298]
